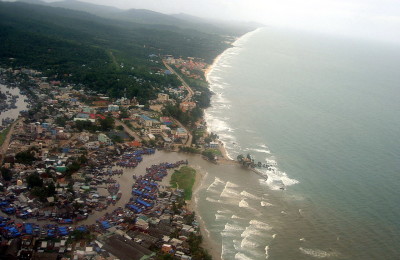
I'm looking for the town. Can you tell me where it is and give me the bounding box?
[0,57,220,260]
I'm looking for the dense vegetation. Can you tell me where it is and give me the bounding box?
[0,2,250,101]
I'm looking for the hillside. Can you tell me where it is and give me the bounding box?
[22,0,262,36]
[0,2,247,100]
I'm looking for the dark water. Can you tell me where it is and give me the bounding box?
[201,28,400,259]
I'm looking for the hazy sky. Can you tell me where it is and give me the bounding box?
[47,0,400,43]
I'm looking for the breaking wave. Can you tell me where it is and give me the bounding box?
[299,247,339,258]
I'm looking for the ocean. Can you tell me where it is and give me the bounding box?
[195,27,400,259]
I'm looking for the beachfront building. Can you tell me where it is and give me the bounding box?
[209,141,219,149]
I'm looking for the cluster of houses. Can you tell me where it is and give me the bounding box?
[164,56,208,80]
[0,67,212,259]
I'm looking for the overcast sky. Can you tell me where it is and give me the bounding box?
[46,0,400,43]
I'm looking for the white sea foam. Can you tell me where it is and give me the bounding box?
[299,247,339,258]
[215,214,225,220]
[258,166,299,190]
[206,177,225,193]
[235,252,253,260]
[251,148,271,154]
[272,234,277,239]
[265,245,270,259]
[226,181,239,188]
[206,197,220,203]
[222,223,245,237]
[240,191,260,200]
[220,184,240,198]
[249,220,272,231]
[223,223,244,232]
[238,199,250,208]
[240,236,259,248]
[261,201,273,207]
[241,220,272,241]
[217,209,231,214]
[300,238,306,241]
[231,215,243,219]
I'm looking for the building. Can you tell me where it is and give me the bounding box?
[149,128,162,135]
[160,117,173,126]
[180,102,196,112]
[157,93,169,102]
[108,105,120,112]
[174,128,188,139]
[139,115,154,127]
[209,142,219,149]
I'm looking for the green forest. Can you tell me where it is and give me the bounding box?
[0,2,252,101]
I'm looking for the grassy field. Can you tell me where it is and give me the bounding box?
[0,127,10,147]
[170,166,196,200]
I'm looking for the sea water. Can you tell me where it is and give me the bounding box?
[197,28,400,259]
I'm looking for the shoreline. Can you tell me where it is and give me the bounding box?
[186,164,222,260]
[188,29,261,259]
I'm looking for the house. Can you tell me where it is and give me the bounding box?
[174,128,188,138]
[149,128,162,135]
[157,93,169,102]
[74,112,95,123]
[108,105,119,112]
[84,142,99,150]
[129,141,142,147]
[209,142,219,149]
[139,115,154,127]
[160,117,173,126]
[180,102,196,112]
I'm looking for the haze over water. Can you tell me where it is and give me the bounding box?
[199,28,400,259]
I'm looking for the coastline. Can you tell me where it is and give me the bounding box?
[188,29,261,259]
[186,165,222,260]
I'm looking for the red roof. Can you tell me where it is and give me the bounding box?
[129,141,142,147]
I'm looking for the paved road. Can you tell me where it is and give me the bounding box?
[0,118,22,165]
[163,61,194,102]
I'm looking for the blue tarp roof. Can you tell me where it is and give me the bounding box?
[136,198,152,208]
